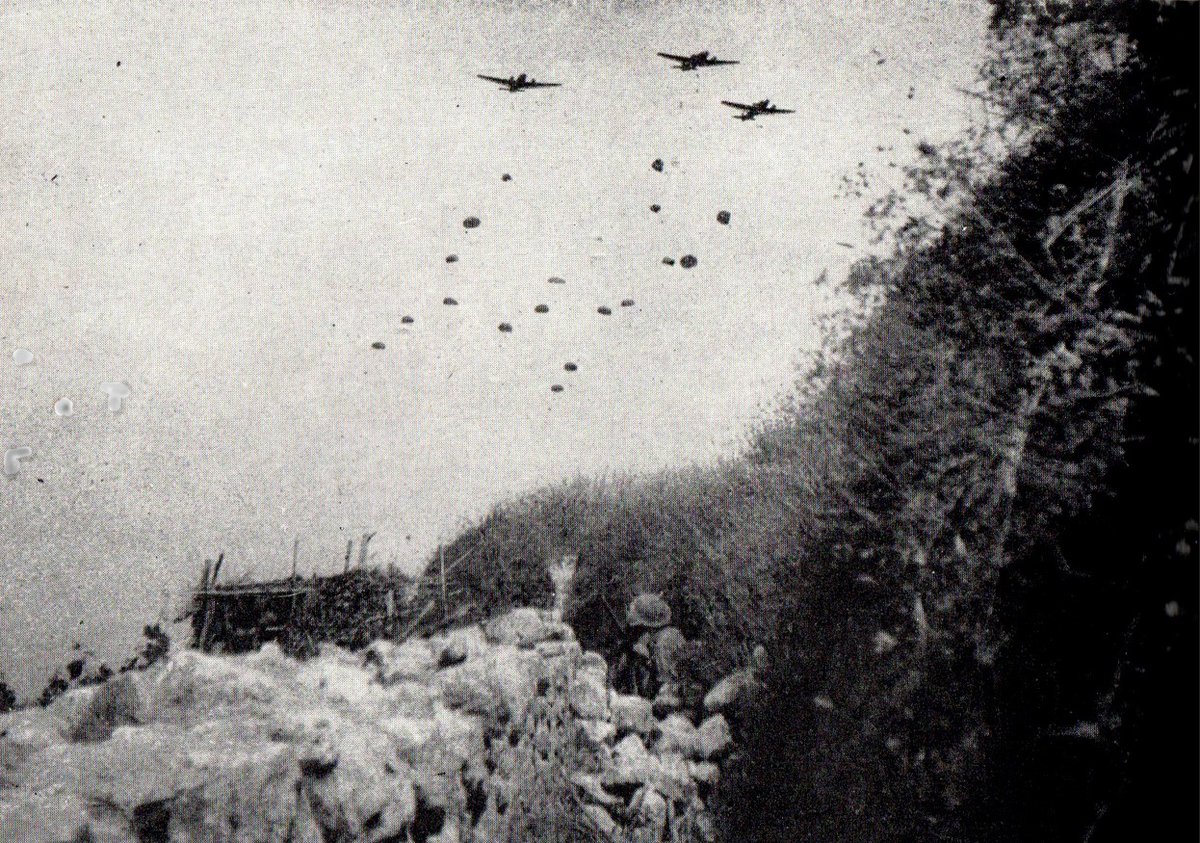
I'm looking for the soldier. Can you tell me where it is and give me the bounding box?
[614,593,689,715]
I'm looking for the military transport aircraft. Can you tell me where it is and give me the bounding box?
[656,50,739,71]
[720,99,795,121]
[477,73,561,92]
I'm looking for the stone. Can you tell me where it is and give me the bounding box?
[582,803,620,839]
[534,639,581,661]
[298,651,389,712]
[697,713,732,760]
[430,625,489,662]
[688,760,720,789]
[379,714,437,759]
[568,652,608,720]
[602,734,662,788]
[652,684,683,718]
[429,820,460,843]
[65,673,154,742]
[610,692,655,738]
[154,649,285,723]
[380,680,439,719]
[0,788,104,843]
[430,707,486,767]
[302,723,417,843]
[653,713,700,759]
[435,645,543,723]
[571,772,623,809]
[483,608,550,647]
[578,718,617,750]
[654,751,698,805]
[413,771,458,842]
[0,708,63,756]
[438,640,468,668]
[703,668,759,715]
[364,639,436,684]
[630,786,668,843]
[48,685,98,733]
[0,736,32,788]
[26,721,323,843]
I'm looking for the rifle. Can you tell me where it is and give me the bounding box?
[599,593,627,637]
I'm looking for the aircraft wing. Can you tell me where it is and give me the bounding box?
[524,81,561,88]
[706,59,739,66]
[477,75,510,85]
[721,100,756,111]
[658,52,691,62]
[767,107,795,114]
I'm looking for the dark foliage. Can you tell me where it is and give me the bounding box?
[720,3,1197,841]
[190,566,414,659]
[280,568,414,658]
[120,624,171,673]
[37,674,69,708]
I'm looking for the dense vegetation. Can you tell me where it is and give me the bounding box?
[420,2,1196,839]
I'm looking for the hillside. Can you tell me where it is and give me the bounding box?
[416,3,1198,841]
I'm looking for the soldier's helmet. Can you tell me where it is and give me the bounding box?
[627,593,671,629]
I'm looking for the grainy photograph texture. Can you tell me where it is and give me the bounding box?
[1,1,1196,841]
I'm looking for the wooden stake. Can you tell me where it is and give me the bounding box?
[358,532,376,570]
[193,558,212,648]
[198,553,223,651]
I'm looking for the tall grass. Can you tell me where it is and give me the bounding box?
[419,459,817,684]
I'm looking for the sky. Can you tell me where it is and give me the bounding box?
[0,0,989,695]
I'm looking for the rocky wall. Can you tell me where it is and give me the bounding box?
[0,608,746,843]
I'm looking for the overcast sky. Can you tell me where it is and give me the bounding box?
[0,0,989,694]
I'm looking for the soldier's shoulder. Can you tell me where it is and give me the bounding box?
[655,626,687,646]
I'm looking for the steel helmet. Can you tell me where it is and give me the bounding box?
[626,593,671,629]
